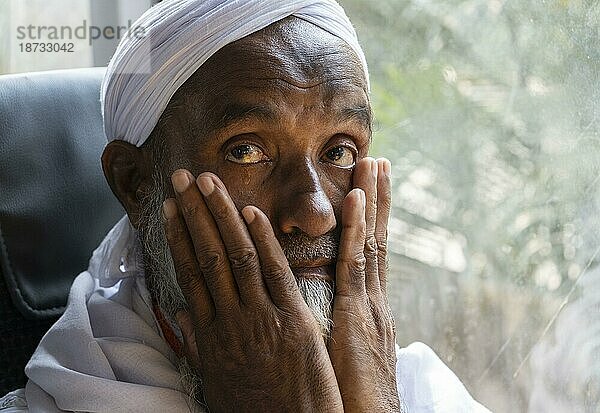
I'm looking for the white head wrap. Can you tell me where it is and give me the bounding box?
[101,0,369,147]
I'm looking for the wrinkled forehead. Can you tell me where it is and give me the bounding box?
[158,17,369,132]
[209,16,368,89]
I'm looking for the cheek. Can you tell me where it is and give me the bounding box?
[217,165,273,212]
[320,165,354,219]
[216,163,353,226]
[175,149,272,210]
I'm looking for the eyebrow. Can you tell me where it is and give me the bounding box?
[338,105,372,133]
[213,102,372,132]
[214,103,277,131]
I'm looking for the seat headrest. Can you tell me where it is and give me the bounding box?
[0,68,124,320]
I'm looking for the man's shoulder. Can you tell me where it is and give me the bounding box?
[0,389,28,412]
[395,342,491,413]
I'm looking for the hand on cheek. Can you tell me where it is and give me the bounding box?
[328,157,400,412]
[162,170,343,412]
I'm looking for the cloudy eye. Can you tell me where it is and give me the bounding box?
[323,145,356,168]
[226,143,267,164]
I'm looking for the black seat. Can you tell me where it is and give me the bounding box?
[0,68,124,394]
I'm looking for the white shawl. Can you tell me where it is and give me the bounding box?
[23,216,490,412]
[25,216,196,412]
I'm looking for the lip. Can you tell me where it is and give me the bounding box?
[288,257,334,268]
[290,264,335,283]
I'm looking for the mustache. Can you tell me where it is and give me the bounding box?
[278,229,339,268]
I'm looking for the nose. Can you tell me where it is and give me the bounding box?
[276,160,336,237]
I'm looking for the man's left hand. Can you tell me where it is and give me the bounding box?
[328,157,400,412]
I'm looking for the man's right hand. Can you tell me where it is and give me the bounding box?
[162,169,343,413]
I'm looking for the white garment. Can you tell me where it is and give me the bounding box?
[0,389,26,412]
[101,0,369,147]
[18,216,490,412]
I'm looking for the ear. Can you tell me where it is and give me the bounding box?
[101,140,152,229]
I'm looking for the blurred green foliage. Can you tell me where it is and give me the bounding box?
[339,0,600,411]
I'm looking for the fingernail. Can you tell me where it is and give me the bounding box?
[162,199,178,220]
[371,158,378,178]
[383,159,391,177]
[357,189,366,209]
[241,207,255,224]
[197,175,215,196]
[172,171,191,193]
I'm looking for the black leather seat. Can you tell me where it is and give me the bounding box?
[0,68,124,394]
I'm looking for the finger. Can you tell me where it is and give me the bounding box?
[375,159,392,293]
[353,157,380,294]
[175,310,202,369]
[171,169,239,312]
[241,205,305,310]
[335,188,367,298]
[196,173,268,306]
[162,198,214,326]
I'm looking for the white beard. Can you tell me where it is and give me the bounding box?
[137,168,335,405]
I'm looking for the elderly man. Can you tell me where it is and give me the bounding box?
[1,0,490,412]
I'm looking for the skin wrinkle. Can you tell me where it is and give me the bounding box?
[177,88,371,145]
[106,15,389,409]
[136,33,350,404]
[137,174,336,405]
[137,157,338,323]
[159,18,368,143]
[140,19,354,402]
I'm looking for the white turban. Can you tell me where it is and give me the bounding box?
[100,0,369,147]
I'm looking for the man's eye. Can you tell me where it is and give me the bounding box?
[322,146,356,168]
[226,144,267,164]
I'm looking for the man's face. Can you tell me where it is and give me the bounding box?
[134,17,370,333]
[159,17,370,234]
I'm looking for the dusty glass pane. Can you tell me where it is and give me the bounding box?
[0,0,597,410]
[338,0,600,411]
